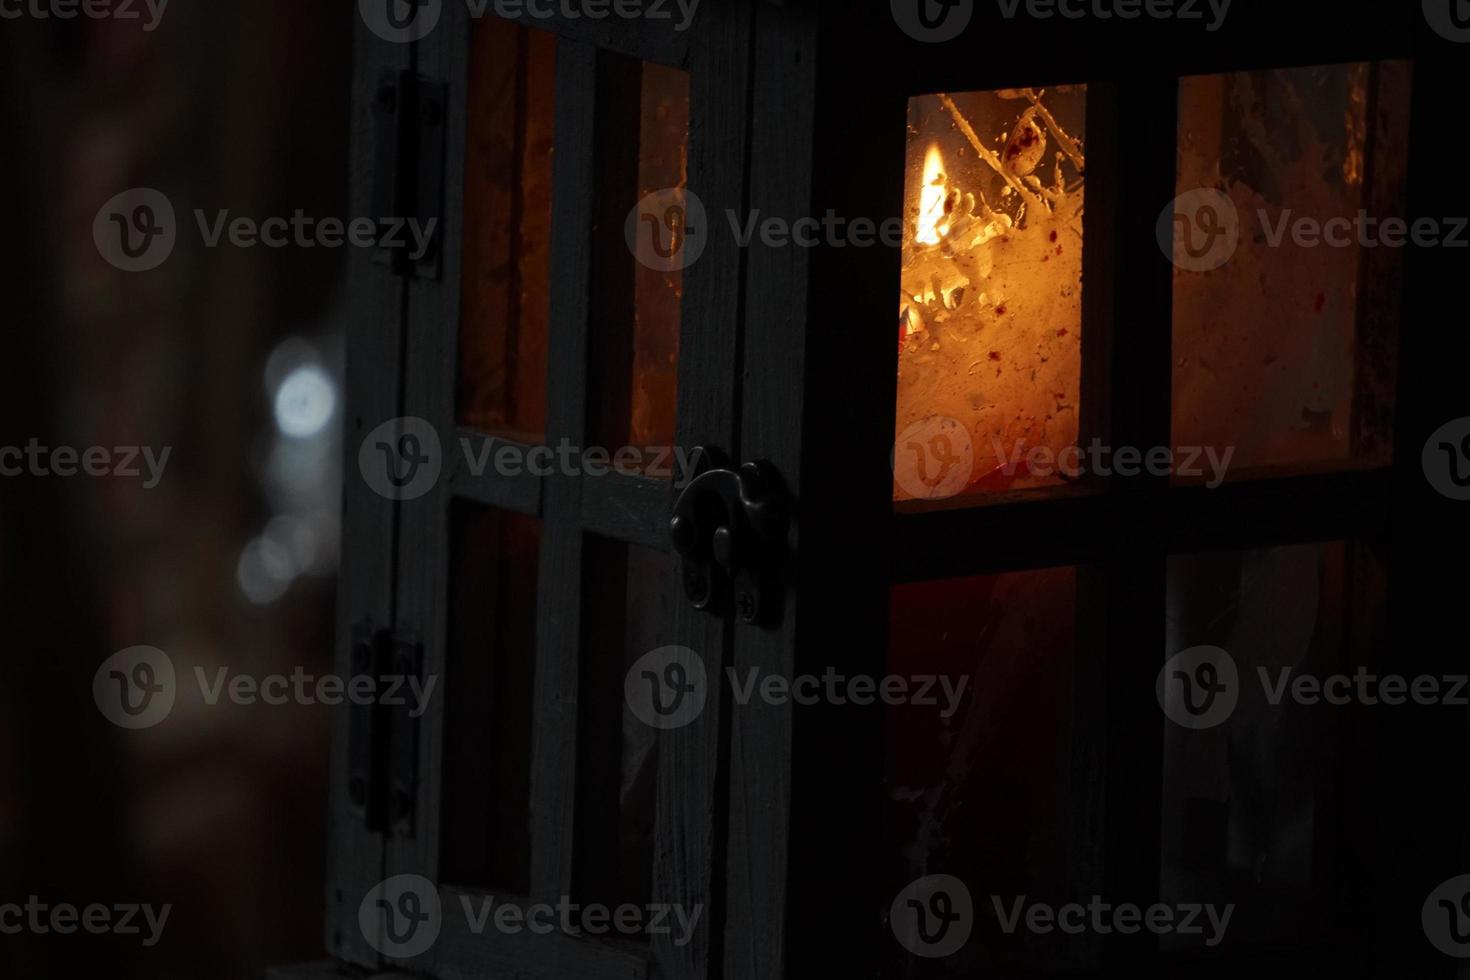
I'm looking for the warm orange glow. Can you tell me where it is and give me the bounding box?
[895,89,1087,502]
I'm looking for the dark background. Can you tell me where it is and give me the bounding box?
[2,5,352,977]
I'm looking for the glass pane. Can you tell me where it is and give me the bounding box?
[457,18,557,442]
[576,535,679,916]
[895,88,1086,502]
[630,62,688,454]
[883,566,1082,975]
[439,502,542,894]
[1170,63,1411,478]
[600,61,690,465]
[1160,541,1387,958]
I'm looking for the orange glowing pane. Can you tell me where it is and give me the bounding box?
[457,19,557,443]
[592,61,689,467]
[1171,63,1410,478]
[895,88,1086,503]
[628,62,689,455]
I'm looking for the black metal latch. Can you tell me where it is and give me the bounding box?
[669,449,791,629]
[348,622,422,837]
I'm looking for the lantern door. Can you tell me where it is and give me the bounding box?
[328,6,755,980]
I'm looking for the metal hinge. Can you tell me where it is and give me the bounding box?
[371,68,446,279]
[348,621,423,837]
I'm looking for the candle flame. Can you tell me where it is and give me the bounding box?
[915,144,950,246]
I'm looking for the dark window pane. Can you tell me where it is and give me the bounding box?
[576,535,679,916]
[1161,541,1388,958]
[439,502,541,894]
[883,566,1081,975]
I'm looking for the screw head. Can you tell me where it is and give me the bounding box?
[684,565,712,607]
[670,514,694,554]
[712,525,736,569]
